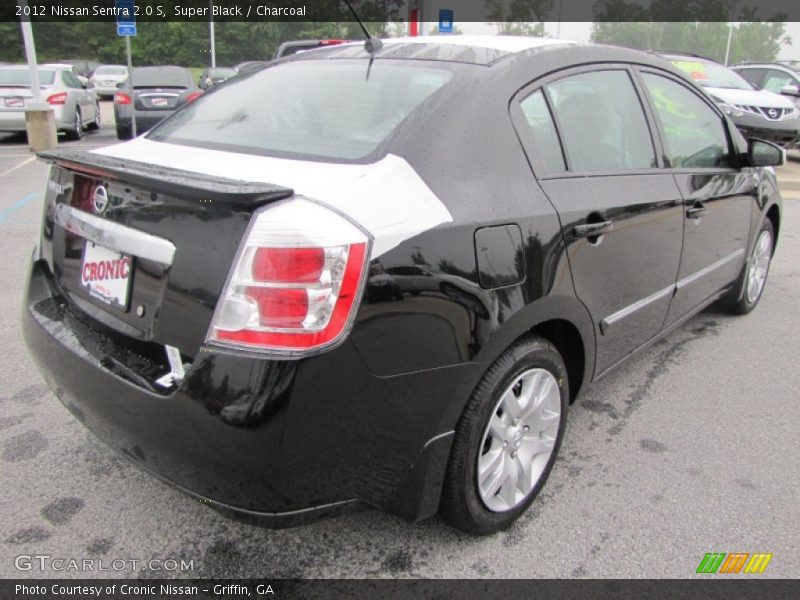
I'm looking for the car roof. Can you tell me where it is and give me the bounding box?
[289,35,581,67]
[1,64,57,70]
[384,35,578,53]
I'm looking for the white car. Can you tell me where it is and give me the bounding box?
[90,65,129,98]
[0,65,100,140]
[664,53,800,148]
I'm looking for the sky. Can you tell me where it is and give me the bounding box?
[424,21,800,61]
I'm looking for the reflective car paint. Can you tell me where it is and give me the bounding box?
[23,40,782,524]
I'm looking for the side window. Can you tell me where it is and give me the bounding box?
[518,90,565,172]
[62,71,81,89]
[545,70,656,172]
[736,68,766,88]
[763,69,794,93]
[642,73,732,169]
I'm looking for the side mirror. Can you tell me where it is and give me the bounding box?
[781,83,800,97]
[748,138,786,168]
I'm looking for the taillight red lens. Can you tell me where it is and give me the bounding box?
[186,91,203,103]
[47,92,67,105]
[208,198,370,355]
[248,287,309,328]
[114,92,132,105]
[252,247,325,283]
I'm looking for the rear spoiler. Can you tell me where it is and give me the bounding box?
[37,149,294,206]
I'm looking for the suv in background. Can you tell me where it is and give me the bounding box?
[662,52,800,148]
[733,62,800,112]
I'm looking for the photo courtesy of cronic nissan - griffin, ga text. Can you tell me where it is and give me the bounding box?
[22,37,783,534]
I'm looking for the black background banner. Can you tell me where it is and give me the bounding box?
[3,0,800,23]
[3,579,800,600]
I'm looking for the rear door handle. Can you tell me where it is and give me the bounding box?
[686,203,707,219]
[573,220,614,238]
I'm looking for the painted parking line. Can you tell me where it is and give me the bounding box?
[0,192,40,225]
[0,156,36,179]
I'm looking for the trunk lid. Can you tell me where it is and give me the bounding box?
[37,149,294,359]
[133,86,188,111]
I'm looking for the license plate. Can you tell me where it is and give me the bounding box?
[151,97,168,107]
[80,242,132,310]
[4,97,24,108]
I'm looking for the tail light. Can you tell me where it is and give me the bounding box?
[186,91,203,103]
[47,92,67,105]
[319,39,346,46]
[114,92,132,105]
[207,198,371,356]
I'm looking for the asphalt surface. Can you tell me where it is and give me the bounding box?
[1,106,799,579]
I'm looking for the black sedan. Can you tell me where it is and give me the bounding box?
[24,37,783,534]
[114,66,201,139]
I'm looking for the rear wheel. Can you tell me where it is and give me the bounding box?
[87,101,101,131]
[724,219,774,315]
[65,107,83,141]
[440,334,568,534]
[116,125,133,140]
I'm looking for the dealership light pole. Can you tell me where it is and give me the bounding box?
[724,22,735,66]
[17,0,57,151]
[209,1,216,67]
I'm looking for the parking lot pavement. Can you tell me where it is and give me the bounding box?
[1,123,798,579]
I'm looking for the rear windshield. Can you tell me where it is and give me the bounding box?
[132,68,190,88]
[671,59,752,90]
[95,66,127,75]
[0,69,56,86]
[148,60,454,160]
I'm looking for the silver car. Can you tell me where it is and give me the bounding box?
[90,65,129,98]
[0,64,100,140]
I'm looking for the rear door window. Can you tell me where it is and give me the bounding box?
[544,70,657,172]
[736,68,766,88]
[518,90,565,172]
[642,73,733,169]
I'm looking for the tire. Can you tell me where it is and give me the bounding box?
[116,125,133,140]
[87,102,101,131]
[723,219,775,315]
[65,107,83,141]
[440,334,569,534]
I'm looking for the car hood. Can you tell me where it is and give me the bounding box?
[704,86,794,109]
[91,137,452,259]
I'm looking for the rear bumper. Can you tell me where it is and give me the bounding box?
[23,258,466,525]
[0,111,27,131]
[116,111,174,133]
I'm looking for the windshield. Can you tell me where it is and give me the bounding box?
[0,69,56,86]
[670,59,752,90]
[95,66,127,75]
[132,68,190,88]
[148,60,454,160]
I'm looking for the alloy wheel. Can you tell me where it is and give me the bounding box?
[477,368,561,512]
[746,229,772,304]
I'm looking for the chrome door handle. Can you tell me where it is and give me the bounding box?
[686,203,707,219]
[573,221,614,238]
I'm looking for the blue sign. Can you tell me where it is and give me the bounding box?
[438,9,454,33]
[117,23,137,36]
[116,0,136,36]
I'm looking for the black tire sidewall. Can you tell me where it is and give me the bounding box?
[731,219,775,314]
[444,337,569,534]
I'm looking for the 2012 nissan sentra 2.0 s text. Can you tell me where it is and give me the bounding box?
[23,36,784,534]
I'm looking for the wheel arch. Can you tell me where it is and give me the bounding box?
[472,294,596,403]
[766,202,780,254]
